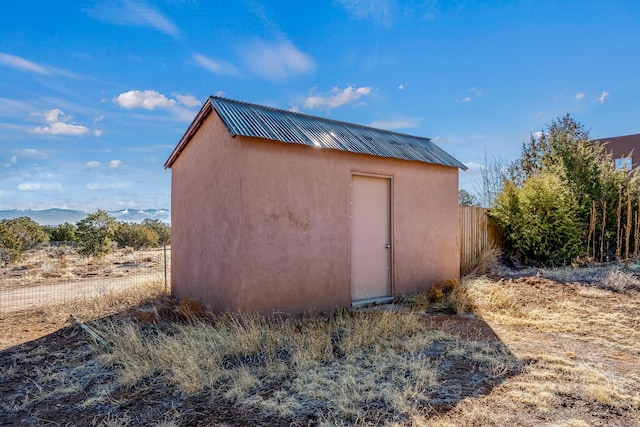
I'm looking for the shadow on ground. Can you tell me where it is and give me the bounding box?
[0,299,526,426]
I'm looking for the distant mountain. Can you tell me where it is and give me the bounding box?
[0,208,170,226]
[109,209,171,223]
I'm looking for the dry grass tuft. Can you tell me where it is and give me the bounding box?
[601,267,639,291]
[173,297,210,321]
[461,246,500,277]
[97,307,520,423]
[404,278,476,315]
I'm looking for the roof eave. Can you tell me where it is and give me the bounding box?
[163,99,214,169]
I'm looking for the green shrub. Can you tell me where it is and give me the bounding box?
[141,218,170,245]
[76,210,118,257]
[114,222,159,249]
[491,174,583,266]
[0,222,22,265]
[47,222,77,242]
[0,217,49,251]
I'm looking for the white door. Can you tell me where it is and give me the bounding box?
[350,175,391,301]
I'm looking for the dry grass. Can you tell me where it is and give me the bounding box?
[95,307,520,424]
[461,246,500,277]
[0,245,168,289]
[424,275,640,426]
[2,265,640,425]
[402,278,477,314]
[0,279,166,350]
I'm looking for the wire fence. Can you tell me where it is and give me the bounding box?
[0,244,170,314]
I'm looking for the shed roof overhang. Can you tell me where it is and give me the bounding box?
[165,96,467,170]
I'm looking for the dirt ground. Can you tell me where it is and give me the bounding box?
[0,246,169,314]
[0,269,638,426]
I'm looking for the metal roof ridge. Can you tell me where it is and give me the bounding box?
[209,95,434,143]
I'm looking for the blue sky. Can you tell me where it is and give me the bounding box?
[1,0,639,210]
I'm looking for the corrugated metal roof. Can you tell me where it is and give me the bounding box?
[165,96,467,170]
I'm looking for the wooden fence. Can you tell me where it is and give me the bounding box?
[459,205,502,271]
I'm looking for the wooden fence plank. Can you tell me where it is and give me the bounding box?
[459,205,501,272]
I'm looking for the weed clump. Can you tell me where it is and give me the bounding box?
[407,279,476,315]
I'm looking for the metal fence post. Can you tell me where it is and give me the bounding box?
[164,244,168,293]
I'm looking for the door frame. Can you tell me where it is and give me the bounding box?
[349,172,394,302]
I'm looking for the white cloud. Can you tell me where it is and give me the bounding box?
[86,161,100,168]
[398,84,404,90]
[599,90,609,103]
[29,108,95,137]
[192,53,240,76]
[240,39,315,81]
[114,90,176,110]
[304,86,372,110]
[109,160,122,168]
[17,182,62,192]
[470,87,483,97]
[461,96,471,102]
[215,90,227,97]
[575,92,585,100]
[93,129,103,137]
[0,52,48,75]
[463,161,483,173]
[44,108,64,123]
[86,0,179,37]
[11,156,17,164]
[176,94,201,108]
[86,182,132,191]
[368,116,419,130]
[16,148,48,159]
[32,122,90,136]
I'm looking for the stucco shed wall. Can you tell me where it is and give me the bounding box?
[170,112,460,314]
[170,112,242,311]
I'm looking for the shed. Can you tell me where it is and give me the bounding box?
[164,96,467,314]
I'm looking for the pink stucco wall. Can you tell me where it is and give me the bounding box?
[170,112,460,314]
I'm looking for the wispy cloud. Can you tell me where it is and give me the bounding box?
[86,161,100,168]
[368,116,420,130]
[398,84,404,90]
[86,182,132,191]
[15,149,48,159]
[0,52,78,78]
[459,87,482,102]
[599,90,609,103]
[86,0,179,37]
[109,160,122,168]
[0,97,33,117]
[30,108,94,137]
[240,39,315,81]
[17,182,63,192]
[0,52,48,75]
[192,53,240,76]
[176,94,201,108]
[304,85,372,110]
[336,0,396,27]
[114,90,176,110]
[575,92,585,100]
